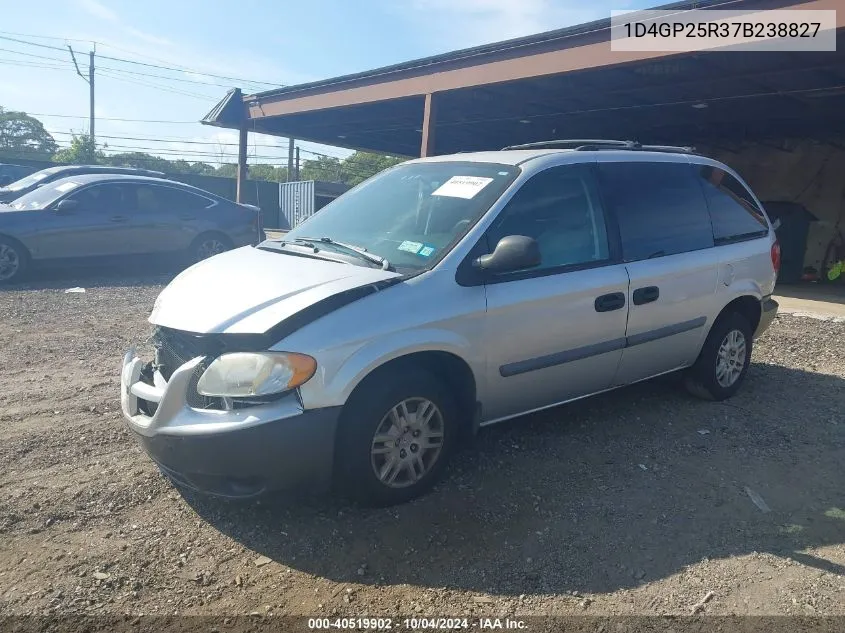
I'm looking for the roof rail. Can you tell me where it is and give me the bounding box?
[502,139,635,150]
[501,139,696,154]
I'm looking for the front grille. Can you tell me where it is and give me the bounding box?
[152,327,222,410]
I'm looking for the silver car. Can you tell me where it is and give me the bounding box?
[120,142,780,505]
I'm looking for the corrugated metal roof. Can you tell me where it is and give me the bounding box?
[245,0,750,100]
[201,87,245,127]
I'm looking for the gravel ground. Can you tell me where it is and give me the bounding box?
[1,272,843,621]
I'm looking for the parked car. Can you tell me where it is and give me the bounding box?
[0,163,39,188]
[0,174,260,282]
[0,164,165,203]
[120,141,779,505]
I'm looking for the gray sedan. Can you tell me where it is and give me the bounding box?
[0,174,260,283]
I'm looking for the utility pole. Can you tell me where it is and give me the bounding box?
[89,50,95,143]
[67,45,95,145]
[287,137,294,182]
[295,146,300,181]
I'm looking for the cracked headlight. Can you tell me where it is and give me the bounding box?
[196,352,316,398]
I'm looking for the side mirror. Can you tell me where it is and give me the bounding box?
[54,199,79,214]
[474,235,541,273]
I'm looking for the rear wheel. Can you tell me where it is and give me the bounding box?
[0,237,28,284]
[191,233,232,262]
[335,369,458,506]
[685,312,753,401]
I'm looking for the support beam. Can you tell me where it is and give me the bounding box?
[236,125,248,203]
[421,93,436,157]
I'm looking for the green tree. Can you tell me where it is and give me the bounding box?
[105,151,172,172]
[0,107,58,158]
[170,160,216,176]
[340,151,403,185]
[215,163,238,178]
[248,163,286,182]
[299,155,342,182]
[53,134,103,165]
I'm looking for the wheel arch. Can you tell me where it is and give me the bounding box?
[348,350,477,429]
[190,230,233,249]
[716,295,763,333]
[0,232,32,256]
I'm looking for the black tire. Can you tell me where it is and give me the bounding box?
[685,312,753,401]
[190,233,233,262]
[0,236,29,284]
[335,368,458,506]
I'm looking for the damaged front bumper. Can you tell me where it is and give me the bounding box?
[120,350,340,498]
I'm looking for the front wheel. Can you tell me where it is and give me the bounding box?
[335,369,458,506]
[685,312,753,401]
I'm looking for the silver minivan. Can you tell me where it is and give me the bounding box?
[120,141,780,505]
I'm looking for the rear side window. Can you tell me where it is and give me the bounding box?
[597,161,714,261]
[134,185,213,213]
[695,165,768,243]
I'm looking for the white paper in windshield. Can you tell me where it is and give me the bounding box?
[431,176,494,199]
[55,181,81,193]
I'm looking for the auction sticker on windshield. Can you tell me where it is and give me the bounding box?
[431,176,493,199]
[397,240,424,254]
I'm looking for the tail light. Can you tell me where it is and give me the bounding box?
[771,240,781,275]
[239,204,262,242]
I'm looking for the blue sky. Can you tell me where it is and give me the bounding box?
[2,0,652,165]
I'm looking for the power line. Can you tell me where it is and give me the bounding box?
[27,113,199,124]
[0,34,282,87]
[0,46,73,64]
[47,130,350,157]
[97,69,217,100]
[0,30,93,44]
[0,45,241,88]
[0,59,72,71]
[50,140,375,178]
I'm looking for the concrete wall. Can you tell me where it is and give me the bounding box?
[702,141,845,273]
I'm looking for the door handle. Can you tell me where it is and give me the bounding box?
[594,292,626,312]
[110,215,128,223]
[633,286,660,305]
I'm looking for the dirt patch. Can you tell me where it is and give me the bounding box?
[1,276,843,619]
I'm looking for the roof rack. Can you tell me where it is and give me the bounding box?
[501,139,696,154]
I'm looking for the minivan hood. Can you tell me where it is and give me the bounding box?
[150,246,401,335]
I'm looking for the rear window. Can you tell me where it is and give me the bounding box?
[694,165,769,243]
[597,161,714,261]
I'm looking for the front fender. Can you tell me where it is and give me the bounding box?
[298,328,479,410]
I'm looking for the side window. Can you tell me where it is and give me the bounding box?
[597,161,713,261]
[67,184,131,212]
[147,186,214,211]
[135,186,161,213]
[695,165,768,243]
[486,164,610,273]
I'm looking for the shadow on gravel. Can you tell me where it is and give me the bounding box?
[0,259,179,291]
[185,363,845,597]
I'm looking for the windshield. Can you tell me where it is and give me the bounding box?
[282,162,519,272]
[5,167,62,192]
[9,179,82,210]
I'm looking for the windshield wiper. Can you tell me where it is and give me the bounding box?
[292,236,393,271]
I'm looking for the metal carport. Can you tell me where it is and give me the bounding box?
[203,0,845,278]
